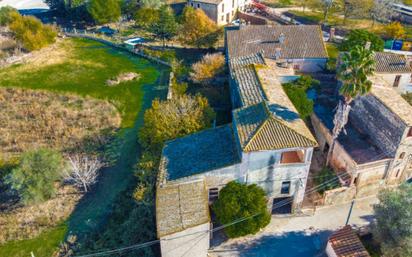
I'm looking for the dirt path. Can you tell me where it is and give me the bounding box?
[66,67,170,239]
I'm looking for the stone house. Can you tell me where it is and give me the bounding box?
[372,52,412,93]
[225,25,329,73]
[312,79,412,198]
[155,25,327,257]
[187,0,251,25]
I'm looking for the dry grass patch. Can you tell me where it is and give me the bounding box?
[0,185,81,244]
[0,88,121,160]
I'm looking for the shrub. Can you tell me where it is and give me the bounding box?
[340,29,384,52]
[0,6,17,26]
[87,0,121,24]
[402,92,412,106]
[190,53,225,85]
[314,167,340,194]
[8,12,57,51]
[384,22,406,39]
[212,181,270,238]
[373,184,412,257]
[6,148,64,205]
[139,94,215,154]
[134,7,159,29]
[282,76,318,120]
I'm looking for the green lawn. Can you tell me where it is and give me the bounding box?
[0,225,67,257]
[0,38,166,127]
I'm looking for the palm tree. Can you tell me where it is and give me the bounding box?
[326,45,375,166]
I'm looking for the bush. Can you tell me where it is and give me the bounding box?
[7,12,57,51]
[190,53,225,85]
[87,0,121,24]
[282,76,318,120]
[0,6,17,26]
[314,167,340,194]
[373,184,412,257]
[402,92,412,106]
[6,148,64,205]
[340,29,384,52]
[139,94,215,154]
[212,181,270,238]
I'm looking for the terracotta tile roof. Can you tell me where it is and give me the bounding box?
[328,225,371,257]
[229,54,267,107]
[374,52,411,74]
[160,125,240,180]
[226,25,328,59]
[156,180,210,238]
[234,102,318,152]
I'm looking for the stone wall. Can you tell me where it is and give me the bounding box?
[322,186,356,206]
[350,95,406,157]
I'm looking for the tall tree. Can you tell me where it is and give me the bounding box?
[140,0,164,9]
[373,184,412,257]
[340,29,384,52]
[150,6,178,47]
[134,7,159,29]
[385,22,406,39]
[88,0,121,24]
[370,0,400,26]
[315,0,342,23]
[326,46,375,166]
[179,6,220,48]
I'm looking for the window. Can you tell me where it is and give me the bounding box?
[410,74,412,83]
[293,64,300,70]
[222,3,224,12]
[232,0,235,7]
[281,181,291,194]
[393,75,401,87]
[280,150,305,164]
[191,2,194,6]
[400,152,406,159]
[197,3,200,8]
[395,169,401,178]
[221,15,224,21]
[208,187,219,203]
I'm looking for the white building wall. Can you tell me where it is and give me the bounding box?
[325,242,338,257]
[160,223,210,257]
[376,73,412,93]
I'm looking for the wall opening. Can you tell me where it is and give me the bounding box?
[272,197,293,214]
[280,150,305,164]
[281,181,291,194]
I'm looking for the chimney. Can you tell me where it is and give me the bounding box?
[275,48,282,60]
[278,33,286,44]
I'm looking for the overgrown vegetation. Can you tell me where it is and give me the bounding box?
[402,92,412,106]
[314,167,340,194]
[373,184,412,257]
[340,29,384,52]
[190,53,225,85]
[282,76,319,121]
[87,0,121,24]
[212,181,271,238]
[0,88,121,159]
[0,7,57,51]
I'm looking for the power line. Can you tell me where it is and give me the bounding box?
[73,173,349,257]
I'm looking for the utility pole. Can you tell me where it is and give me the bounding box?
[345,199,355,225]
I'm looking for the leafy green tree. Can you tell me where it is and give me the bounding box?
[88,0,121,24]
[384,22,406,39]
[150,6,178,47]
[212,181,270,238]
[340,29,384,52]
[179,7,220,48]
[139,94,215,154]
[326,46,375,165]
[0,6,18,26]
[8,12,57,51]
[282,76,318,120]
[6,149,64,205]
[140,0,164,9]
[373,184,412,257]
[134,7,159,29]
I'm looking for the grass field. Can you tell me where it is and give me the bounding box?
[0,38,165,127]
[0,225,67,257]
[0,38,170,256]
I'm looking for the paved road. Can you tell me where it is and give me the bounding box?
[210,197,378,257]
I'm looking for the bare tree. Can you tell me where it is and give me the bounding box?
[370,0,401,26]
[64,154,104,192]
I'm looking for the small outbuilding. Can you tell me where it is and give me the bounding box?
[326,225,371,257]
[156,180,210,257]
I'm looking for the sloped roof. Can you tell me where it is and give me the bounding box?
[328,225,371,257]
[226,25,328,59]
[190,0,223,5]
[234,102,318,152]
[374,52,411,74]
[156,180,210,238]
[161,125,240,181]
[229,54,267,107]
